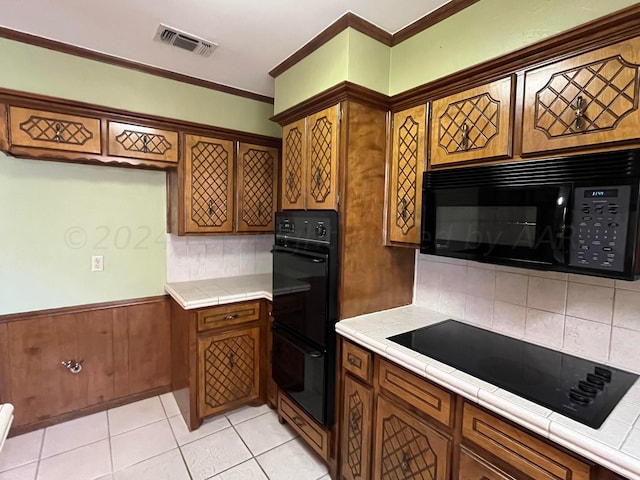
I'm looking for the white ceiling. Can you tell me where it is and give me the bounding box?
[0,0,451,98]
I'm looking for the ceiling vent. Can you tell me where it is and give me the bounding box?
[153,24,218,57]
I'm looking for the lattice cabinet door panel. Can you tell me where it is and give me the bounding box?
[8,106,102,154]
[184,134,235,233]
[197,326,260,418]
[458,448,516,480]
[107,121,178,163]
[237,143,279,232]
[430,77,513,167]
[306,105,340,210]
[388,105,427,245]
[282,118,306,210]
[340,374,373,480]
[522,36,640,155]
[373,395,450,480]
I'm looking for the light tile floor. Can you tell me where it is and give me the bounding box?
[0,394,330,480]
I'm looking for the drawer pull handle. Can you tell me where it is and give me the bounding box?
[574,95,585,130]
[347,355,361,368]
[61,360,83,374]
[225,314,239,320]
[142,134,149,153]
[229,353,235,368]
[460,122,469,150]
[314,167,321,188]
[350,411,359,432]
[54,122,63,142]
[400,451,411,474]
[291,416,306,428]
[207,199,214,216]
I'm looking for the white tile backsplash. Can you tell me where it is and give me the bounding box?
[413,253,640,373]
[167,234,272,282]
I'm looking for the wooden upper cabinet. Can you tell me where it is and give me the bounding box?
[184,134,235,233]
[522,36,640,155]
[430,77,513,167]
[8,106,101,154]
[280,104,340,210]
[306,105,340,210]
[237,143,278,232]
[281,118,306,210]
[388,105,427,245]
[107,121,178,163]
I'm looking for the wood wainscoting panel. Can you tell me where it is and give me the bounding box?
[0,323,11,403]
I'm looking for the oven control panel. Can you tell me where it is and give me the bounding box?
[569,185,630,272]
[275,211,336,244]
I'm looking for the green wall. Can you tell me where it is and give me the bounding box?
[389,0,639,95]
[0,154,166,315]
[0,38,278,315]
[273,0,636,109]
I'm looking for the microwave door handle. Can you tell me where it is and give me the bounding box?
[552,186,571,264]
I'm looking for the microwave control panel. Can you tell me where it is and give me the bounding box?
[569,185,630,272]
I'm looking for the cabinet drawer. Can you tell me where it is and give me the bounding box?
[278,391,329,460]
[462,403,591,480]
[342,340,372,383]
[9,106,101,154]
[458,447,516,480]
[107,121,179,163]
[378,358,452,428]
[197,301,260,332]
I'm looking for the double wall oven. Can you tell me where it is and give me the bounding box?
[271,210,338,427]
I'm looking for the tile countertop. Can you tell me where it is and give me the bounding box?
[165,273,272,310]
[336,305,640,480]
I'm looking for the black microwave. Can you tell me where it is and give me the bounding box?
[421,149,640,280]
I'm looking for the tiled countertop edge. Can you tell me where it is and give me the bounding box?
[165,284,272,310]
[336,316,640,480]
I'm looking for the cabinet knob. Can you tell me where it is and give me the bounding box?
[54,122,63,143]
[291,415,306,428]
[350,411,359,432]
[460,122,469,150]
[574,95,585,130]
[225,314,239,320]
[229,353,235,368]
[314,167,321,187]
[400,451,411,474]
[61,360,83,374]
[208,199,214,216]
[142,134,149,153]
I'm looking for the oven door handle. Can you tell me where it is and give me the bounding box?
[272,324,325,358]
[552,185,571,264]
[272,246,327,263]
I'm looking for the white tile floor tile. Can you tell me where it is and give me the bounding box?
[234,411,297,456]
[256,438,328,480]
[112,449,189,480]
[210,459,268,480]
[0,430,43,472]
[108,397,166,436]
[41,412,108,459]
[111,420,176,472]
[0,397,327,480]
[159,393,180,418]
[37,439,110,480]
[0,462,37,480]
[181,427,252,480]
[225,404,271,425]
[169,413,230,446]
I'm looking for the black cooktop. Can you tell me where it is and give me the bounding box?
[388,320,638,428]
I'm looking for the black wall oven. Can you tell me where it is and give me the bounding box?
[272,210,338,427]
[421,149,640,279]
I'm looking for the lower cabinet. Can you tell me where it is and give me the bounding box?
[340,375,373,480]
[198,326,260,418]
[337,337,609,480]
[171,298,267,430]
[373,395,451,480]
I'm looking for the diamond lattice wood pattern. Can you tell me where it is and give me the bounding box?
[19,116,94,145]
[240,147,275,227]
[190,141,231,228]
[284,125,303,205]
[9,107,102,154]
[115,130,172,155]
[438,93,499,153]
[309,115,333,202]
[202,331,256,410]
[380,413,438,480]
[347,390,364,477]
[395,115,420,235]
[534,56,639,138]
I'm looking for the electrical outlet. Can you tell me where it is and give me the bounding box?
[91,255,104,272]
